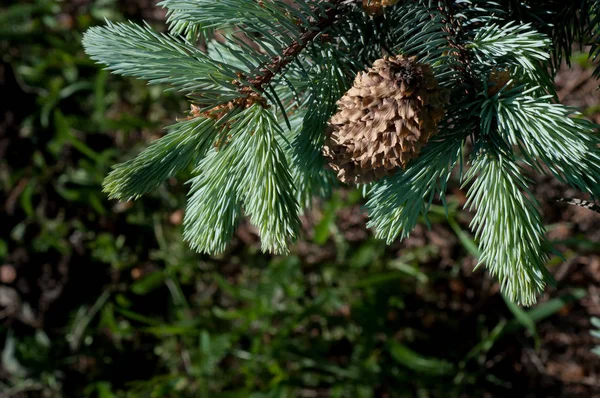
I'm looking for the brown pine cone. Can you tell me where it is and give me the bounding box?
[323,55,448,184]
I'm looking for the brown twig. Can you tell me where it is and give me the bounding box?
[232,0,352,107]
[195,1,352,119]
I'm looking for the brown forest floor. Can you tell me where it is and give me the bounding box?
[1,1,600,397]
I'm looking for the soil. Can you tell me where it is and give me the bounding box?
[1,1,600,397]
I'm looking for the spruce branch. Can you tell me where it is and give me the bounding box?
[435,0,478,92]
[366,109,472,243]
[366,137,462,243]
[184,149,242,254]
[103,116,218,201]
[82,21,240,100]
[232,105,302,254]
[234,0,350,98]
[591,317,600,357]
[83,0,600,305]
[489,92,600,198]
[589,0,600,78]
[503,0,594,71]
[189,1,354,120]
[385,2,451,70]
[470,22,550,63]
[184,105,301,255]
[464,147,554,306]
[469,22,555,95]
[160,0,301,40]
[159,0,332,43]
[291,49,350,208]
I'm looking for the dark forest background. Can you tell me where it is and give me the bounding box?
[0,1,599,397]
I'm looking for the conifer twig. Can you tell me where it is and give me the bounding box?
[237,0,351,100]
[436,0,477,93]
[557,198,600,214]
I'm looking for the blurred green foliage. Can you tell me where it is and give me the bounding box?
[0,1,592,397]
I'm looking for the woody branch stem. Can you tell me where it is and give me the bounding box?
[241,0,350,94]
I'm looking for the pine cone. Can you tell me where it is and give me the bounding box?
[362,0,401,15]
[323,55,447,184]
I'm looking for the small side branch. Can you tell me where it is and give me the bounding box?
[437,0,477,94]
[246,2,345,90]
[232,0,352,108]
[195,1,354,120]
